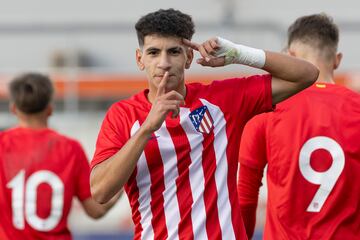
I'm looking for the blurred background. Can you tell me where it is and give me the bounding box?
[0,0,359,239]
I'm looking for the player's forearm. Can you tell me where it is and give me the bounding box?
[238,163,264,238]
[90,127,152,203]
[215,37,318,84]
[84,189,123,219]
[263,51,319,86]
[240,205,257,239]
[264,51,319,104]
[190,37,318,87]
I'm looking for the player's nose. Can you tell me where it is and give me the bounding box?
[157,53,171,70]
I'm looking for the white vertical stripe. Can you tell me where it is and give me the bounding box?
[200,99,236,240]
[204,111,212,128]
[131,121,154,240]
[180,108,208,240]
[155,122,180,240]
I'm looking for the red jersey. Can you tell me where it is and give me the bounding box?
[91,75,273,240]
[238,83,360,239]
[0,127,91,240]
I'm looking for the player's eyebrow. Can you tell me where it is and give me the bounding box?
[145,46,184,53]
[145,47,160,53]
[169,46,183,51]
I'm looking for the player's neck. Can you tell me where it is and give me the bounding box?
[315,69,335,84]
[310,58,336,84]
[18,116,48,129]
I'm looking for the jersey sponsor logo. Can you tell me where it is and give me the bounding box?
[189,105,214,134]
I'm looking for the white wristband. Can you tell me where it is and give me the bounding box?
[215,37,266,68]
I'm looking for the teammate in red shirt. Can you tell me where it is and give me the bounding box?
[0,73,119,240]
[90,9,318,240]
[238,14,360,239]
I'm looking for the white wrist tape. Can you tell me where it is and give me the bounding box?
[215,37,266,68]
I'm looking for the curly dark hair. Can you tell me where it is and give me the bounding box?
[9,72,54,114]
[287,13,339,54]
[135,8,195,47]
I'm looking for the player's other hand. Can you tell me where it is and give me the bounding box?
[183,38,226,67]
[142,72,184,133]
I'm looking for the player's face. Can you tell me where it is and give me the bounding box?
[136,34,193,94]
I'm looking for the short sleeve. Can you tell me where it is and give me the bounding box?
[239,113,268,169]
[208,74,273,124]
[91,103,130,169]
[73,142,92,201]
[241,74,273,116]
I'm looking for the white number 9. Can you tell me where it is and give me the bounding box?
[299,136,345,212]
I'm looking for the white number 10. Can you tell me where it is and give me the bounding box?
[6,170,64,231]
[299,136,345,212]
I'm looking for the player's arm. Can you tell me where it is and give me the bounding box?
[237,115,268,238]
[183,37,319,105]
[238,164,264,239]
[90,72,184,203]
[81,190,123,219]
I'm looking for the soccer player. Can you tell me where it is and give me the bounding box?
[0,73,119,239]
[237,14,360,239]
[90,8,318,240]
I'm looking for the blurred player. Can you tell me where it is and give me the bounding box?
[0,73,119,239]
[90,8,318,240]
[237,13,360,239]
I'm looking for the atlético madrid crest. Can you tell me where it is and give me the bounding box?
[189,105,214,134]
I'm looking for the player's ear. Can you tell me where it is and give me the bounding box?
[136,48,145,71]
[334,52,342,70]
[185,48,193,69]
[287,49,296,57]
[46,104,53,117]
[9,102,16,114]
[286,43,297,57]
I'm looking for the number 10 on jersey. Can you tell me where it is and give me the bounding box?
[6,170,64,231]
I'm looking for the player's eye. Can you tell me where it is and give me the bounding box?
[146,49,159,56]
[169,48,182,55]
[148,51,158,55]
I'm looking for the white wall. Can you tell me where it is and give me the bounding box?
[0,0,359,72]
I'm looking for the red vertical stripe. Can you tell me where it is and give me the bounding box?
[124,167,143,240]
[227,126,248,240]
[202,114,211,133]
[201,132,222,239]
[166,118,194,240]
[143,137,168,240]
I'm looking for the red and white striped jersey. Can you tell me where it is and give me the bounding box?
[91,75,273,240]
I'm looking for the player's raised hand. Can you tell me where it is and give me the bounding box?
[184,37,266,68]
[143,72,185,133]
[183,38,225,67]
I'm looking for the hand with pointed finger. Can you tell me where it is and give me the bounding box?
[142,72,185,133]
[183,37,266,68]
[183,38,225,67]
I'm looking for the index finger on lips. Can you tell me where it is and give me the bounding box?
[156,71,169,97]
